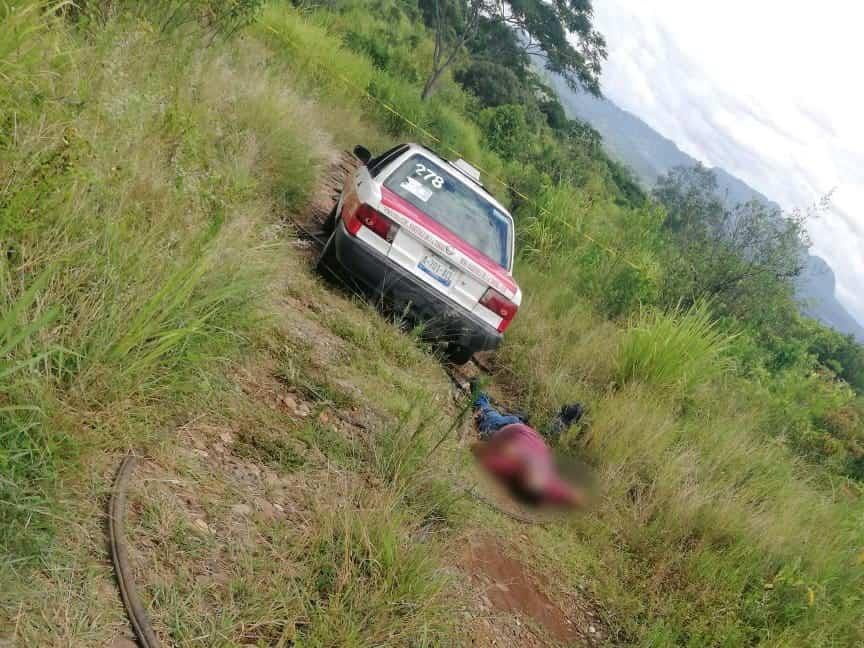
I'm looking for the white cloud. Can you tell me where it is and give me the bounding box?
[592,0,864,323]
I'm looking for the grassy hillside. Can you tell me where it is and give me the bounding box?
[0,3,472,644]
[2,1,864,646]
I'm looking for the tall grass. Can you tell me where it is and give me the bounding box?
[299,495,452,646]
[256,3,506,193]
[506,271,863,642]
[505,279,864,642]
[576,381,864,644]
[0,2,324,563]
[617,303,736,397]
[0,271,61,557]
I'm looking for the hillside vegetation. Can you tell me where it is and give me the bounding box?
[2,1,864,645]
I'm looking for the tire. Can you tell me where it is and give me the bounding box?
[446,344,474,365]
[315,232,341,283]
[322,203,337,235]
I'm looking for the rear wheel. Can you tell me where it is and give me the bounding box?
[322,203,338,235]
[446,344,474,365]
[315,232,341,283]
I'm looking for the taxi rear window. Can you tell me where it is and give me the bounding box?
[382,154,511,267]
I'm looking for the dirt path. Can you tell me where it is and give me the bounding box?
[459,534,596,646]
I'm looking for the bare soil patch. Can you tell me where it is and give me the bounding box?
[457,533,599,647]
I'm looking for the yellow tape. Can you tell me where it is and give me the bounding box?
[265,21,645,273]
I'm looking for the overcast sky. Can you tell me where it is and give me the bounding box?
[592,0,864,324]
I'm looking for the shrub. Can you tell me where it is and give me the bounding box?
[478,104,531,159]
[517,183,583,264]
[617,303,735,397]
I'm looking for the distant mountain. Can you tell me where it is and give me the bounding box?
[797,255,864,341]
[544,73,864,342]
[545,74,776,206]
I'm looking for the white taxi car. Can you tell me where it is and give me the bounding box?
[317,143,521,364]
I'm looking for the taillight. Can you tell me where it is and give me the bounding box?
[345,203,398,242]
[480,288,517,332]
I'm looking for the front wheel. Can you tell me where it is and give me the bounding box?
[446,344,474,365]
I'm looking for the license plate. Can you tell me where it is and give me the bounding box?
[418,254,456,287]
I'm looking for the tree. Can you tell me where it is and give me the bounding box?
[804,322,864,392]
[454,60,528,107]
[653,165,809,320]
[653,163,726,233]
[417,0,606,100]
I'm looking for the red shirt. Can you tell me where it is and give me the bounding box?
[479,423,574,505]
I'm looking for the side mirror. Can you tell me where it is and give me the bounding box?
[353,145,372,165]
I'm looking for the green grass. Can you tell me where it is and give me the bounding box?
[616,302,736,398]
[501,261,864,643]
[272,5,863,639]
[298,495,453,646]
[1,4,471,645]
[4,1,864,646]
[0,4,324,564]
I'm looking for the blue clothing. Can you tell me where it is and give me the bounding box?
[475,393,523,440]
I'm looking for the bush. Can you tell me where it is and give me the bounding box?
[478,104,532,159]
[617,303,735,398]
[517,183,582,264]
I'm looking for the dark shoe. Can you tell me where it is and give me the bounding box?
[560,403,584,426]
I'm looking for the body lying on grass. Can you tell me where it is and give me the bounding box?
[471,392,586,508]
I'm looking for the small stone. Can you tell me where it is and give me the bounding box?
[589,625,596,633]
[193,518,210,532]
